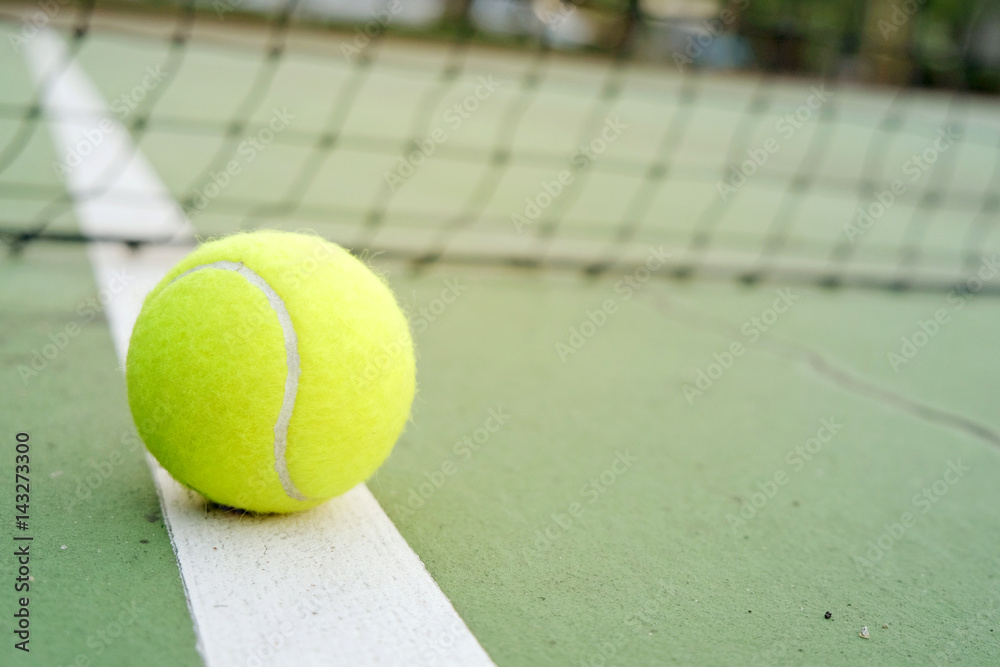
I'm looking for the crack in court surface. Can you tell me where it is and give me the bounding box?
[645,292,1000,451]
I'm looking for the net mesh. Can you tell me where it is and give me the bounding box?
[2,0,999,292]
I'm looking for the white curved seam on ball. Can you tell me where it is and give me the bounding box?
[171,260,310,502]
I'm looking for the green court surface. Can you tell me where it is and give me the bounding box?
[6,242,1000,666]
[3,244,201,667]
[2,7,999,667]
[382,266,1000,666]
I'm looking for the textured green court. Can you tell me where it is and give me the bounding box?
[1,7,999,667]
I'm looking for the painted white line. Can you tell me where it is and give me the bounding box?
[23,28,494,667]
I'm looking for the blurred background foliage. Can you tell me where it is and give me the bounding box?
[122,0,1000,92]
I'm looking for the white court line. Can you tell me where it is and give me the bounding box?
[23,28,494,667]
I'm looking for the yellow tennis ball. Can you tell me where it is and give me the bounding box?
[126,231,415,513]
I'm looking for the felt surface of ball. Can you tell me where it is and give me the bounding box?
[126,231,416,513]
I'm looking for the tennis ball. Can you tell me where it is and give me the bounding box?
[126,231,415,513]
